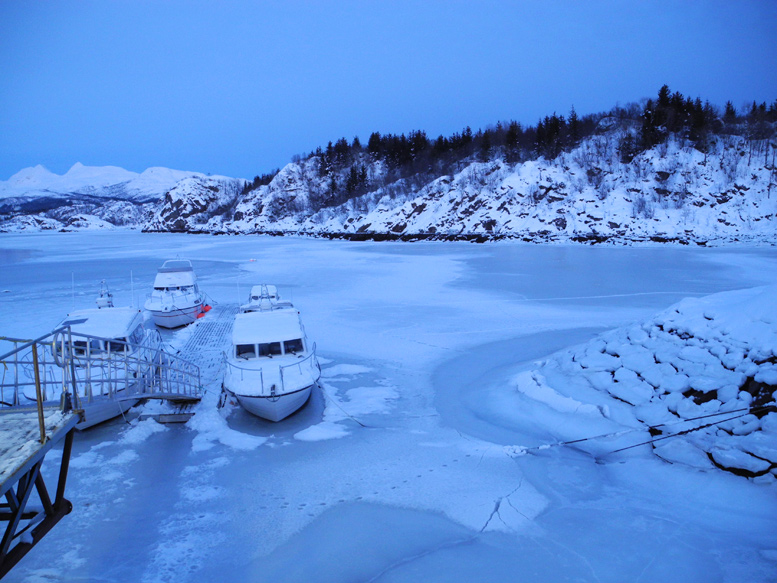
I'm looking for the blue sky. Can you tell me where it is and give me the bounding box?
[1,1,775,180]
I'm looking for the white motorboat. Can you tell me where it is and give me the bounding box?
[223,289,320,422]
[240,284,293,313]
[23,286,163,429]
[144,259,209,328]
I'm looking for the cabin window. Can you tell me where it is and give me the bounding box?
[108,338,127,353]
[236,344,256,359]
[129,326,143,345]
[258,342,282,357]
[284,339,304,355]
[72,340,88,356]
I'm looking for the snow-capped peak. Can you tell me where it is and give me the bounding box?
[61,162,138,187]
[6,164,58,188]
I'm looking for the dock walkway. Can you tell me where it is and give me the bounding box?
[181,304,239,393]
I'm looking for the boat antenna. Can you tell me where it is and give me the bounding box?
[71,272,75,310]
[237,269,241,303]
[131,270,135,308]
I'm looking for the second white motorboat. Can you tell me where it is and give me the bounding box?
[144,259,210,328]
[23,284,163,429]
[223,288,320,422]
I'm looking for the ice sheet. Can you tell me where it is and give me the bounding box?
[1,232,776,583]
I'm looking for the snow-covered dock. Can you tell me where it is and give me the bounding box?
[179,303,238,388]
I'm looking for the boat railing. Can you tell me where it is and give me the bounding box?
[146,288,202,309]
[224,345,319,397]
[51,330,202,404]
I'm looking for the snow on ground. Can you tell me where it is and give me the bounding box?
[1,232,777,582]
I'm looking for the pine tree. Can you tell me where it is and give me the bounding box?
[535,119,546,156]
[505,121,520,163]
[723,101,737,124]
[640,99,659,150]
[479,131,492,162]
[367,132,382,159]
[568,106,580,146]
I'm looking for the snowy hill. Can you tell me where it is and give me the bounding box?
[200,133,775,245]
[3,133,775,244]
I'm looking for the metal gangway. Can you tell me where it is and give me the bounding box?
[0,325,202,576]
[0,329,80,578]
[1,326,202,429]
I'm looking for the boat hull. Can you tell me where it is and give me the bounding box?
[147,304,203,329]
[75,395,139,430]
[232,384,313,422]
[28,393,140,430]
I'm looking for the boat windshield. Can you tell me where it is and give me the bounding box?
[236,344,256,359]
[259,342,282,357]
[235,340,302,360]
[108,339,127,353]
[154,285,195,292]
[283,338,304,354]
[129,326,143,345]
[72,338,103,356]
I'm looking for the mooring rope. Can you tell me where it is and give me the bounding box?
[508,404,773,458]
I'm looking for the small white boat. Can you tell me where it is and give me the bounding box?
[24,288,162,429]
[240,284,293,313]
[223,288,320,422]
[144,259,209,328]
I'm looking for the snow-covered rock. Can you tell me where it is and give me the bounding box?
[508,286,777,478]
[144,175,244,232]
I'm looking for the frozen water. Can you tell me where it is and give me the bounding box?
[1,231,776,582]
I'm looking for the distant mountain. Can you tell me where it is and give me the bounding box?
[0,163,241,232]
[0,162,199,203]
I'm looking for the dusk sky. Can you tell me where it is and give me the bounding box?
[1,1,775,181]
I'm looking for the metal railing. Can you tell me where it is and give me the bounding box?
[0,327,78,444]
[224,345,320,397]
[145,289,203,311]
[1,326,201,425]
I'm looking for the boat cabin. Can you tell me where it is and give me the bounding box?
[241,284,294,313]
[232,310,307,360]
[249,284,278,302]
[152,260,200,295]
[57,307,145,358]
